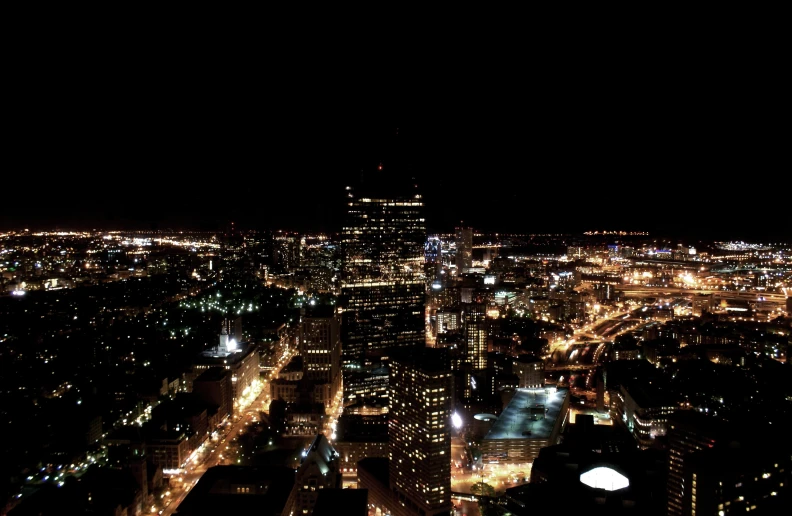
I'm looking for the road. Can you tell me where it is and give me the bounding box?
[617,285,787,304]
[159,387,267,515]
[161,349,297,515]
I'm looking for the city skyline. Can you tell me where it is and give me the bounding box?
[3,24,791,516]
[2,194,790,515]
[5,23,787,243]
[2,147,788,243]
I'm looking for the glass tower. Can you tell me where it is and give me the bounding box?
[339,167,427,368]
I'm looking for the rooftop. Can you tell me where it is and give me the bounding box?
[194,366,230,383]
[484,388,569,441]
[388,346,450,373]
[173,465,293,516]
[313,488,368,516]
[194,341,257,365]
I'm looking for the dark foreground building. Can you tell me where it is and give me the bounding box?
[173,465,293,516]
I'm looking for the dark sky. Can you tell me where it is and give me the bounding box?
[2,32,787,243]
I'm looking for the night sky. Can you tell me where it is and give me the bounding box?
[2,36,786,243]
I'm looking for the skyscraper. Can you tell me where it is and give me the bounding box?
[666,410,722,516]
[281,434,342,516]
[389,347,453,516]
[454,226,473,273]
[461,301,487,371]
[339,160,427,368]
[298,304,342,405]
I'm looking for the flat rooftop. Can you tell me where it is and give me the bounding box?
[484,388,569,441]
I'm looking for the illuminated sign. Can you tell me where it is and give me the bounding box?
[483,275,496,285]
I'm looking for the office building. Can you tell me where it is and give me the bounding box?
[455,227,473,273]
[389,347,453,516]
[332,413,389,477]
[339,163,426,371]
[436,307,461,334]
[192,366,233,421]
[666,411,724,516]
[281,434,342,516]
[682,440,791,515]
[461,302,487,371]
[513,355,544,389]
[614,379,677,449]
[298,304,342,405]
[190,320,260,410]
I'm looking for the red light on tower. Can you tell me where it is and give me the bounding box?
[378,164,383,170]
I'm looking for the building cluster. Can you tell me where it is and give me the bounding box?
[0,230,223,295]
[3,166,792,516]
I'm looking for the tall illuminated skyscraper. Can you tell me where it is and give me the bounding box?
[339,160,427,368]
[457,301,488,402]
[462,301,487,371]
[454,226,473,273]
[389,347,453,516]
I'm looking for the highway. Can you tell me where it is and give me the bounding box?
[617,285,787,303]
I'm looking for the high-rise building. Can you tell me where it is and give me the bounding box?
[455,227,473,273]
[298,304,342,405]
[461,302,487,371]
[388,347,453,516]
[457,301,488,403]
[273,231,302,272]
[281,434,342,516]
[666,410,723,516]
[339,163,427,368]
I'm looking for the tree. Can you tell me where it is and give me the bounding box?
[470,481,495,497]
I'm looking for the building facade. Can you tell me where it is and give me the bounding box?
[281,434,341,516]
[298,304,342,405]
[389,347,454,516]
[512,355,544,389]
[339,174,427,369]
[191,322,260,411]
[192,366,233,421]
[462,302,487,371]
[455,227,473,273]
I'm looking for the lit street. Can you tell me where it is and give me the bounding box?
[159,347,297,515]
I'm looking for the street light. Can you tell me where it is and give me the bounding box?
[451,412,462,430]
